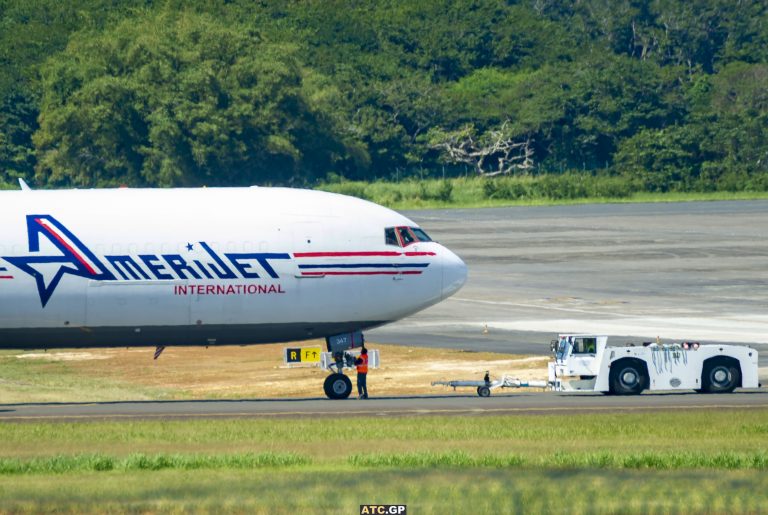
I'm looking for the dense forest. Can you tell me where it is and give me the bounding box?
[1,0,767,192]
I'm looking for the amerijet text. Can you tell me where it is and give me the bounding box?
[105,242,290,283]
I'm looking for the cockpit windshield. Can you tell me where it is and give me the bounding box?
[398,227,416,245]
[411,228,432,242]
[556,337,568,360]
[385,226,433,247]
[385,228,399,246]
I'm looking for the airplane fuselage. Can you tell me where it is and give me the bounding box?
[0,187,467,349]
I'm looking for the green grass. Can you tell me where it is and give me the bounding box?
[0,452,309,474]
[1,410,766,457]
[0,467,765,514]
[2,449,766,475]
[317,176,768,210]
[349,449,768,470]
[1,410,766,512]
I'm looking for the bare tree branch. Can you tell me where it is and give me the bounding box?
[429,120,534,176]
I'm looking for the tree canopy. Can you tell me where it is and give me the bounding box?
[1,0,767,190]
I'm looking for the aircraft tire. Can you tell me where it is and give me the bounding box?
[702,358,740,394]
[324,373,352,399]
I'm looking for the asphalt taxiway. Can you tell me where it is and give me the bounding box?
[1,390,766,421]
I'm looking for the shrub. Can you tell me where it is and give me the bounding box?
[482,178,528,200]
[318,181,370,200]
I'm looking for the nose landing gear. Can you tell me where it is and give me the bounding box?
[322,331,366,400]
[324,373,353,399]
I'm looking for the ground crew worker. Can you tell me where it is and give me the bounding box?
[355,347,369,399]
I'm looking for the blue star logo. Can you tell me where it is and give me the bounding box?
[3,215,115,307]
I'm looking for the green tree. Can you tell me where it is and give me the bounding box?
[697,62,768,182]
[0,89,37,182]
[0,0,150,185]
[33,10,346,187]
[2,0,767,189]
[614,125,701,191]
[559,54,682,169]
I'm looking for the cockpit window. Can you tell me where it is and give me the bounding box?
[411,228,432,242]
[385,227,399,246]
[385,226,432,247]
[398,227,416,246]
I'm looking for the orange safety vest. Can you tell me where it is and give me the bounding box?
[356,353,369,374]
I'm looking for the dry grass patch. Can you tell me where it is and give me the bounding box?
[1,343,548,402]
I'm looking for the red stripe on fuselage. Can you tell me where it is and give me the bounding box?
[294,251,402,258]
[294,251,436,258]
[35,218,97,275]
[0,276,13,279]
[301,271,422,276]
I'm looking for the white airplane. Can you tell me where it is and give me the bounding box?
[0,182,467,398]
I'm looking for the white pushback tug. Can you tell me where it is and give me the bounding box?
[550,334,759,394]
[434,334,760,396]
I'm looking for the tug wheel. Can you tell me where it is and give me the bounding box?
[609,360,647,395]
[702,358,740,394]
[477,386,491,397]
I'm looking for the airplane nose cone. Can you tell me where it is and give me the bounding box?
[441,248,467,300]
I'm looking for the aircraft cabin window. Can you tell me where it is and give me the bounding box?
[385,228,399,246]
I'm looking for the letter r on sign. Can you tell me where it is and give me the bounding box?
[286,348,301,363]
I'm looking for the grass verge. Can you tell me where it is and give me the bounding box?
[0,468,765,514]
[1,449,766,475]
[1,410,766,512]
[348,449,768,470]
[0,452,308,474]
[317,176,768,210]
[0,344,543,402]
[1,410,767,458]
